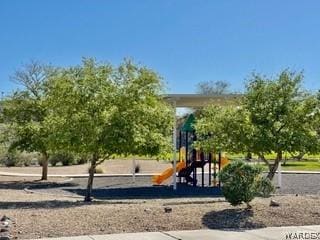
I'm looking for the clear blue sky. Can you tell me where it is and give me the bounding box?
[1,0,320,95]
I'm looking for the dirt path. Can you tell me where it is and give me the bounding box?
[0,159,172,175]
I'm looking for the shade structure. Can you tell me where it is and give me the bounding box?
[164,93,242,108]
[180,114,196,132]
[164,93,243,190]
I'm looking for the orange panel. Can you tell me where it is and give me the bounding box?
[152,161,186,185]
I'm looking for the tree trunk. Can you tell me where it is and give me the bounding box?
[293,152,305,161]
[267,151,282,180]
[41,152,49,180]
[258,153,271,170]
[85,153,98,202]
[245,152,252,161]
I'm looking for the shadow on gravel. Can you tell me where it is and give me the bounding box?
[0,180,77,190]
[64,185,222,200]
[0,199,141,210]
[202,208,266,230]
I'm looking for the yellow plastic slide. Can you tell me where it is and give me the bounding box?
[221,156,230,168]
[212,156,230,169]
[152,161,186,185]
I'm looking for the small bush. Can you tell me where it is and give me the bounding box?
[95,166,104,174]
[88,166,104,174]
[219,160,264,207]
[61,153,74,166]
[256,176,275,197]
[134,163,140,173]
[17,152,38,166]
[38,157,44,166]
[1,151,39,167]
[49,152,74,166]
[49,154,60,166]
[75,154,89,165]
[2,152,17,167]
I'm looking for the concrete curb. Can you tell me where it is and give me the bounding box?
[1,170,320,178]
[0,171,155,178]
[26,225,320,240]
[263,170,320,174]
[23,177,84,199]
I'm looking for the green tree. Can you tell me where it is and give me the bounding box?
[245,70,320,179]
[196,80,230,95]
[45,59,172,201]
[1,61,52,180]
[196,70,320,179]
[195,105,252,154]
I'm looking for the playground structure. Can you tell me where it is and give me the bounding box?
[152,114,229,187]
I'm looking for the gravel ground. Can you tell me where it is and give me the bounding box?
[272,173,320,195]
[1,190,320,239]
[1,175,320,239]
[27,173,320,199]
[3,172,320,200]
[27,175,222,199]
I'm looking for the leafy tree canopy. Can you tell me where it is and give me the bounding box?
[196,80,230,95]
[244,70,320,157]
[1,61,52,179]
[45,58,172,158]
[45,58,173,200]
[196,70,320,179]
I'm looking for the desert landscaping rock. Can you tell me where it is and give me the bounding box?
[0,215,11,240]
[270,199,280,207]
[0,236,10,240]
[164,207,172,213]
[144,208,151,213]
[1,176,320,239]
[1,222,9,228]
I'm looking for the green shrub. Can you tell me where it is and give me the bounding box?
[38,157,44,166]
[75,154,89,165]
[88,166,104,174]
[17,151,39,166]
[2,152,17,167]
[49,152,74,166]
[61,153,74,166]
[1,151,39,167]
[219,160,266,207]
[49,154,61,166]
[256,176,275,197]
[0,147,7,165]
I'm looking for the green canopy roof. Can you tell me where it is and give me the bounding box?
[180,114,196,132]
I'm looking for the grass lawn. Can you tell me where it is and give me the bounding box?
[226,152,320,171]
[281,160,320,171]
[251,160,320,171]
[143,152,320,171]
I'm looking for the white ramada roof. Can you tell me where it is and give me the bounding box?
[164,93,243,107]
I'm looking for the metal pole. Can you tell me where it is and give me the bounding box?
[278,162,282,188]
[132,158,136,183]
[209,153,212,186]
[178,131,182,183]
[218,151,222,187]
[185,131,188,165]
[179,131,182,161]
[172,101,177,190]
